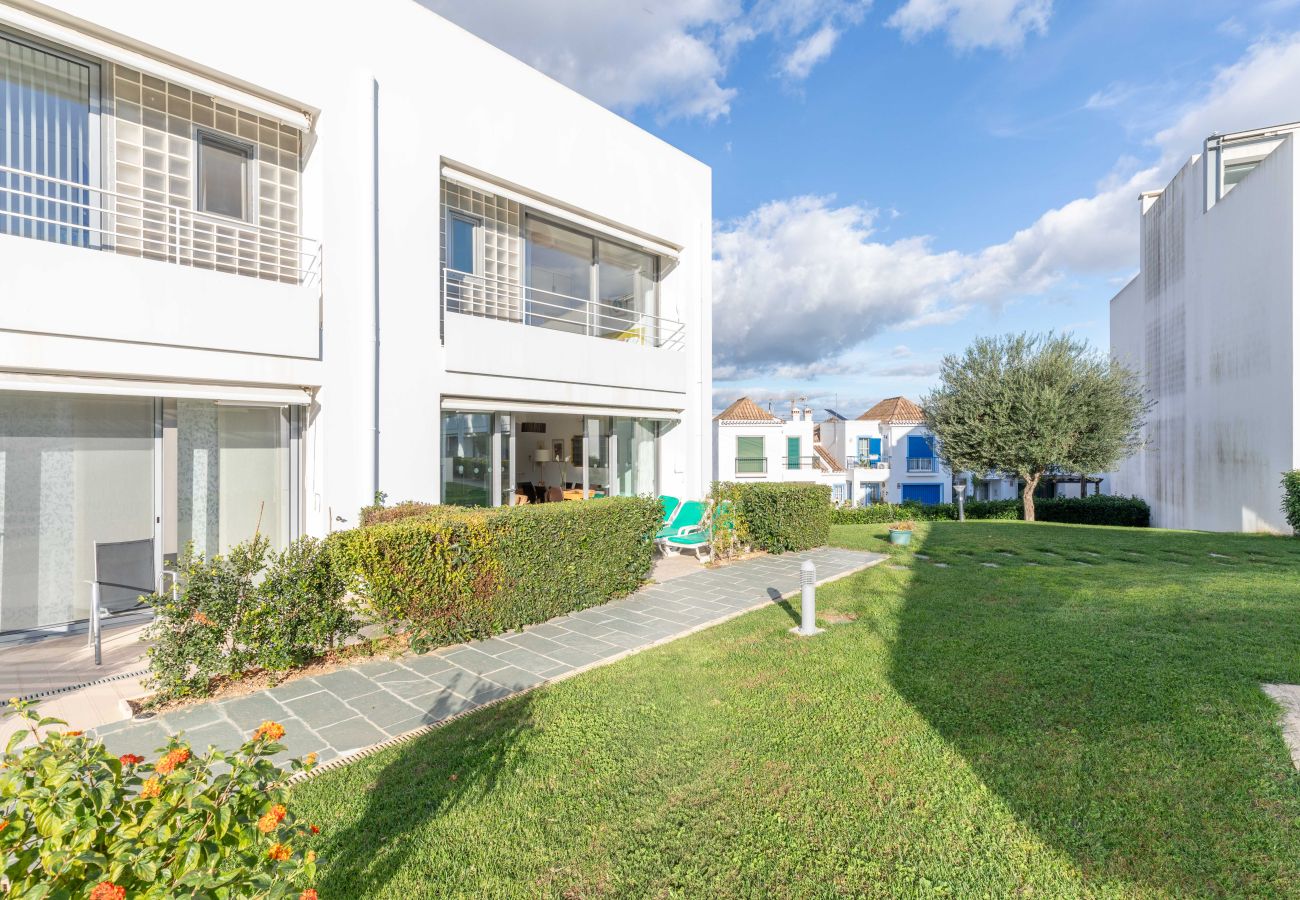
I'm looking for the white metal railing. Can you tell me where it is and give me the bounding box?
[0,163,320,285]
[442,267,685,350]
[907,457,935,473]
[851,457,888,469]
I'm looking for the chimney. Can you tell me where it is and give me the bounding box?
[790,401,800,422]
[804,406,813,422]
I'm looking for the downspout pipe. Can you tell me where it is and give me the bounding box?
[358,71,379,504]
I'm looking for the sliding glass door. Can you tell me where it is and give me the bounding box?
[612,417,657,496]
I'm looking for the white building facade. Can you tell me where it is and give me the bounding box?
[1110,121,1300,532]
[820,398,954,505]
[711,398,845,497]
[0,0,712,638]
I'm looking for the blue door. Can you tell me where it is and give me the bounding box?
[901,483,942,505]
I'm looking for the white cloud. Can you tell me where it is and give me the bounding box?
[781,24,841,79]
[716,31,1300,380]
[425,0,869,120]
[887,0,1051,51]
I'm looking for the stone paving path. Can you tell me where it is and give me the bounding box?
[93,547,880,766]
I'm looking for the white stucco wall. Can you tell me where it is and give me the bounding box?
[1109,136,1296,532]
[2,0,713,533]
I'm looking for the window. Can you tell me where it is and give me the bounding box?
[196,132,252,220]
[859,482,883,505]
[736,436,765,475]
[856,436,882,464]
[448,212,480,274]
[787,436,801,469]
[907,434,935,472]
[1223,159,1261,194]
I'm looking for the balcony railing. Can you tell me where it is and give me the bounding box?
[0,164,320,286]
[906,457,936,473]
[784,455,826,471]
[851,457,888,469]
[735,457,768,475]
[442,268,685,350]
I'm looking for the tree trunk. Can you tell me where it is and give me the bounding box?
[1022,473,1040,522]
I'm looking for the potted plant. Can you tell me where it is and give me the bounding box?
[888,520,914,546]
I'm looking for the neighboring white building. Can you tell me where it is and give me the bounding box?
[711,398,846,499]
[1110,120,1300,532]
[820,397,954,505]
[0,0,712,638]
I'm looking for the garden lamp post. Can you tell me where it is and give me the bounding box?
[954,480,967,522]
[791,559,823,637]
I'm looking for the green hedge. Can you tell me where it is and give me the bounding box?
[830,494,1149,527]
[711,482,831,554]
[1283,471,1300,533]
[332,496,661,652]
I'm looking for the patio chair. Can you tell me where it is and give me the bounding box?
[659,494,681,525]
[660,501,734,562]
[655,499,705,541]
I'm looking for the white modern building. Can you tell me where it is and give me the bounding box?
[711,398,846,498]
[820,397,954,505]
[0,0,713,639]
[1110,120,1300,532]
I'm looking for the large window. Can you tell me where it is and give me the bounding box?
[736,436,766,475]
[196,132,252,221]
[613,417,657,496]
[0,392,153,632]
[441,412,493,507]
[0,32,97,246]
[906,434,935,472]
[596,239,657,342]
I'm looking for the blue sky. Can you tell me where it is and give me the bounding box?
[430,0,1300,416]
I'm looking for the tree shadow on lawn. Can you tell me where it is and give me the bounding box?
[306,692,537,898]
[888,522,1300,895]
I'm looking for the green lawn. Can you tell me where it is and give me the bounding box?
[293,522,1300,898]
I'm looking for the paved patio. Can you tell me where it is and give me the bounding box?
[87,547,880,767]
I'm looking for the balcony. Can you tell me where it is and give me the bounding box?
[784,456,827,471]
[0,164,320,286]
[852,457,888,469]
[443,268,683,350]
[907,457,936,473]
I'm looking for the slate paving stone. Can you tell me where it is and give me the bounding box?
[313,668,383,701]
[265,677,325,704]
[401,654,457,678]
[482,666,547,692]
[543,646,604,668]
[162,702,223,734]
[443,647,508,676]
[526,622,573,640]
[218,693,289,731]
[315,716,387,754]
[550,631,622,657]
[352,659,406,679]
[560,617,616,638]
[344,689,422,729]
[496,646,568,676]
[183,719,247,752]
[504,632,573,657]
[290,691,358,730]
[100,721,168,758]
[406,689,477,721]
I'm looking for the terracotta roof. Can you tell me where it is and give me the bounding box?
[714,396,783,423]
[813,443,843,473]
[857,396,925,424]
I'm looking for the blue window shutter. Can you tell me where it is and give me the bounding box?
[908,435,933,459]
[869,437,881,461]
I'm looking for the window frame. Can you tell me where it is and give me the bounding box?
[446,209,483,277]
[194,129,256,223]
[786,435,801,469]
[735,435,766,476]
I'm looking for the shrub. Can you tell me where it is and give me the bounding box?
[145,535,360,701]
[332,496,661,652]
[0,700,319,897]
[829,495,1148,527]
[1283,471,1300,533]
[359,500,438,527]
[710,482,831,555]
[1034,494,1150,527]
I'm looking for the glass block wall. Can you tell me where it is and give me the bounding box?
[441,178,523,318]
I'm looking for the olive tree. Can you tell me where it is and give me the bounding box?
[922,333,1148,522]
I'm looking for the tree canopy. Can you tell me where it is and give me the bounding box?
[922,333,1148,520]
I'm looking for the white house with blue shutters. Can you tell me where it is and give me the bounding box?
[819,397,951,505]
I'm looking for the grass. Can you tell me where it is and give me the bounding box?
[293,521,1300,897]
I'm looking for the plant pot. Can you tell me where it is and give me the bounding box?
[889,529,912,546]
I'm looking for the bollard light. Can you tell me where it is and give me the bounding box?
[954,480,967,522]
[791,559,823,637]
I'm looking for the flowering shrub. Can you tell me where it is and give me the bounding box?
[146,534,360,701]
[0,700,321,897]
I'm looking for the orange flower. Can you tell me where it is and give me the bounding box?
[267,843,292,861]
[64,730,84,737]
[303,752,318,766]
[309,824,320,834]
[154,747,190,775]
[299,891,318,900]
[192,611,216,627]
[119,753,144,766]
[306,851,317,863]
[253,721,286,742]
[257,804,288,833]
[88,883,126,900]
[0,818,8,832]
[139,777,161,800]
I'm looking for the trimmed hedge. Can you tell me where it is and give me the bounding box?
[359,500,438,527]
[332,496,661,652]
[829,494,1150,527]
[1283,471,1300,533]
[711,482,831,554]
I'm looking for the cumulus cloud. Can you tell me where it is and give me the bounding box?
[425,0,869,121]
[714,30,1300,381]
[887,0,1051,51]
